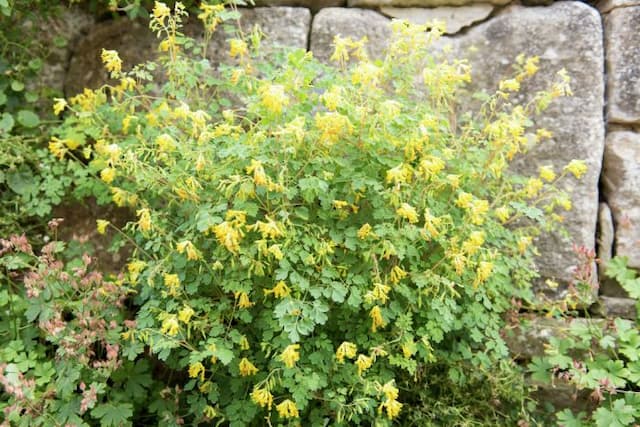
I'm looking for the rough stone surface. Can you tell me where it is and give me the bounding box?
[598,203,614,267]
[591,296,637,320]
[254,0,344,10]
[65,19,157,96]
[379,5,494,34]
[52,200,133,274]
[598,0,640,13]
[602,131,640,270]
[310,8,391,63]
[505,317,606,359]
[66,8,311,96]
[597,203,626,297]
[605,7,640,124]
[349,0,508,7]
[440,2,604,299]
[27,8,94,95]
[205,7,311,60]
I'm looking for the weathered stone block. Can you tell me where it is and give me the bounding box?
[253,0,344,10]
[439,2,604,299]
[505,317,606,360]
[348,0,508,8]
[602,131,640,270]
[605,7,640,124]
[309,8,391,63]
[591,296,637,320]
[66,8,311,96]
[379,5,494,35]
[598,0,640,13]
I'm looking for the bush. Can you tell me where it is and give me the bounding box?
[3,2,585,425]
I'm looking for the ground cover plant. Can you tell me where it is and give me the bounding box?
[0,1,590,425]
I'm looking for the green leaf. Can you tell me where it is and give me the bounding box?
[10,80,24,92]
[0,112,14,132]
[17,110,39,128]
[555,409,587,427]
[91,403,133,427]
[593,399,635,427]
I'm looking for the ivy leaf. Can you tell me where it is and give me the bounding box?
[17,110,39,128]
[91,403,133,427]
[0,112,14,133]
[593,399,635,427]
[555,409,587,427]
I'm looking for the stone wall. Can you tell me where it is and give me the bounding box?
[50,1,638,335]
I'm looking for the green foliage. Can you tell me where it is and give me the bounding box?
[533,256,640,426]
[1,1,584,426]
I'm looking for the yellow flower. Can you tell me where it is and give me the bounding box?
[229,39,248,58]
[238,358,258,376]
[419,155,445,179]
[239,336,250,350]
[100,49,122,74]
[448,249,467,275]
[379,398,403,420]
[365,282,391,304]
[499,78,520,92]
[381,381,399,400]
[264,281,291,298]
[48,137,67,159]
[137,208,152,232]
[235,291,254,309]
[176,240,199,260]
[462,231,485,256]
[332,200,349,210]
[386,163,412,185]
[100,167,116,184]
[189,362,205,381]
[474,261,493,287]
[280,344,300,368]
[396,203,419,224]
[556,195,572,211]
[446,174,461,189]
[156,133,176,152]
[249,217,285,239]
[260,84,289,115]
[524,178,544,199]
[455,192,473,209]
[127,259,146,282]
[524,56,539,76]
[351,62,382,87]
[495,206,510,223]
[276,399,299,418]
[468,199,489,225]
[160,315,179,336]
[268,244,284,260]
[402,339,416,358]
[251,387,273,410]
[564,159,587,179]
[53,98,67,115]
[370,306,386,332]
[119,77,136,91]
[335,341,357,363]
[203,405,217,419]
[321,86,343,111]
[330,35,351,64]
[536,128,553,141]
[96,219,110,235]
[153,1,171,21]
[357,223,372,240]
[246,159,267,186]
[315,112,353,145]
[422,209,441,238]
[355,354,373,375]
[164,273,180,296]
[518,235,533,255]
[178,306,195,324]
[213,221,244,254]
[389,265,407,284]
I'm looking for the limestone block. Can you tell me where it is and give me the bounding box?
[309,8,391,63]
[602,131,640,270]
[379,4,494,35]
[349,0,509,8]
[598,0,640,13]
[598,203,614,267]
[505,317,606,359]
[605,7,640,124]
[253,0,344,10]
[65,8,312,96]
[591,296,637,320]
[439,2,604,299]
